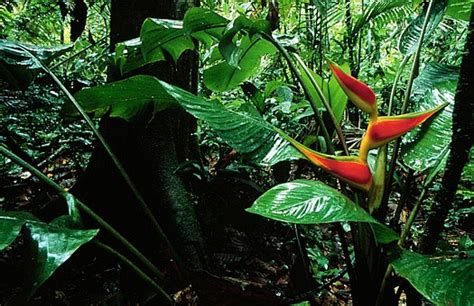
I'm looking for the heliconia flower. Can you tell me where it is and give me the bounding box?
[327,59,377,116]
[275,128,373,191]
[359,103,448,160]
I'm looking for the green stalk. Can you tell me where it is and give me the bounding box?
[384,0,435,211]
[0,145,164,280]
[260,32,335,154]
[375,5,437,301]
[94,241,172,306]
[292,53,350,155]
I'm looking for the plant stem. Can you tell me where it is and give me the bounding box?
[292,54,350,155]
[261,32,335,154]
[0,145,164,280]
[51,36,108,70]
[94,240,172,306]
[381,0,435,217]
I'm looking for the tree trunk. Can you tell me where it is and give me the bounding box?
[419,9,474,254]
[72,0,205,295]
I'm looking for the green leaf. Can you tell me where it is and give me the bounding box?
[246,180,399,244]
[352,0,410,35]
[391,249,474,305]
[140,18,195,64]
[114,38,146,75]
[71,75,277,160]
[66,75,177,121]
[160,81,277,161]
[218,15,254,67]
[0,39,72,89]
[294,59,349,123]
[260,136,305,166]
[446,0,473,21]
[0,210,39,250]
[24,223,98,298]
[398,0,448,56]
[401,63,459,172]
[183,7,229,46]
[204,35,277,92]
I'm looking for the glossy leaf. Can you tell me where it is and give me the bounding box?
[66,75,177,120]
[398,0,448,55]
[218,15,253,67]
[0,210,38,250]
[24,222,98,298]
[204,35,277,92]
[260,136,305,166]
[401,63,458,172]
[71,75,277,161]
[0,39,72,89]
[183,7,228,46]
[141,18,194,64]
[391,249,474,305]
[114,38,146,75]
[246,180,399,244]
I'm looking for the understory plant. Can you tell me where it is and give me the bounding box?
[1,2,473,305]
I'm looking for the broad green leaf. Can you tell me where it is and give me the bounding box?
[246,180,399,244]
[391,249,474,305]
[0,210,39,250]
[218,15,253,67]
[140,18,195,64]
[401,63,459,172]
[204,35,277,92]
[61,193,82,226]
[446,0,473,21]
[398,0,448,56]
[66,75,177,121]
[71,75,277,160]
[0,39,72,89]
[183,7,228,46]
[114,38,146,75]
[25,223,98,298]
[160,81,276,160]
[261,136,304,166]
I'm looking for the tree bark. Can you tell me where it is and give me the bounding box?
[419,9,474,254]
[72,0,205,295]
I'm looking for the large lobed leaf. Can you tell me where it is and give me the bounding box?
[115,8,228,74]
[391,249,474,305]
[70,75,277,161]
[401,63,459,172]
[246,180,399,244]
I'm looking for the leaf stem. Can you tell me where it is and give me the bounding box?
[0,145,164,281]
[292,54,349,155]
[260,32,335,154]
